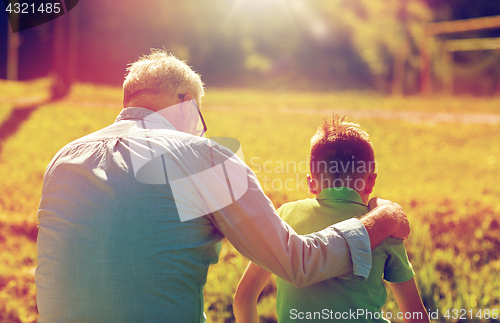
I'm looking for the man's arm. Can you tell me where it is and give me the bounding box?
[233,262,272,323]
[207,167,409,287]
[389,278,430,323]
[199,144,409,287]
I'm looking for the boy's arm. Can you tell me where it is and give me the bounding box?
[234,262,273,323]
[389,278,430,323]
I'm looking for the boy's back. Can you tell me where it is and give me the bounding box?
[275,187,414,322]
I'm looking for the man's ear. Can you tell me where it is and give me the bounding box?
[307,174,318,195]
[181,93,193,102]
[179,94,194,119]
[364,173,377,195]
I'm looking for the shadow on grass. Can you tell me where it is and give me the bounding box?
[0,99,51,154]
[0,77,74,153]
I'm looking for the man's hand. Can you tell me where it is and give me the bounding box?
[369,197,410,240]
[368,197,387,211]
[361,197,410,248]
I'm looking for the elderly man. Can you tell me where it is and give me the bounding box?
[36,49,409,322]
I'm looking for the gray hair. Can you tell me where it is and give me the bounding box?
[123,49,204,107]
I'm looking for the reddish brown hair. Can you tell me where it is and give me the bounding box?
[310,114,375,181]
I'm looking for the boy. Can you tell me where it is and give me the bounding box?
[233,115,429,323]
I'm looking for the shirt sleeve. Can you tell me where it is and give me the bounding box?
[204,144,372,287]
[382,237,415,283]
[331,218,372,280]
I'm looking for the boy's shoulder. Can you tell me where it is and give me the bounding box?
[277,198,319,214]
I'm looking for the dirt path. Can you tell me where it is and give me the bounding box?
[2,97,500,128]
[277,107,500,125]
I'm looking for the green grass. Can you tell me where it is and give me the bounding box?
[0,79,50,102]
[0,80,499,322]
[203,88,500,114]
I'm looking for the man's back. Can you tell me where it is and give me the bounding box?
[275,187,414,323]
[36,108,224,322]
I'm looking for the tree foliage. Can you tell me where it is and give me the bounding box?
[5,0,500,93]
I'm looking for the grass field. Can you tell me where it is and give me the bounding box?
[0,79,499,322]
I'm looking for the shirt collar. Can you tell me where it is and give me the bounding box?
[115,107,176,130]
[316,187,366,206]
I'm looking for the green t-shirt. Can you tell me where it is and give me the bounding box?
[276,187,414,322]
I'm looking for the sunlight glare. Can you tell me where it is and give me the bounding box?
[290,0,331,42]
[221,0,299,34]
[221,0,329,42]
[311,20,329,41]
